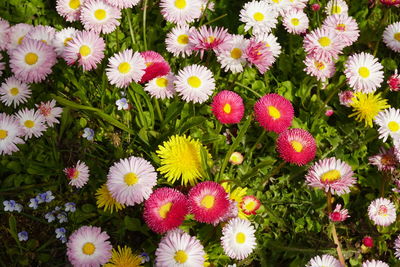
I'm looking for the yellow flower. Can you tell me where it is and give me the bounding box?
[104,246,142,267]
[349,92,390,127]
[221,182,249,219]
[95,184,125,213]
[157,135,211,186]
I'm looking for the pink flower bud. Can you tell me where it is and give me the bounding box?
[325,109,334,117]
[311,3,321,11]
[362,236,374,248]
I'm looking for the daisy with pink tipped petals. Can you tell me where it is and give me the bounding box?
[144,73,176,99]
[188,181,230,224]
[338,90,354,107]
[211,90,245,124]
[395,234,400,259]
[16,108,47,140]
[240,195,261,215]
[383,22,400,53]
[239,1,278,35]
[254,33,281,64]
[107,156,157,206]
[35,100,63,127]
[369,147,399,173]
[325,0,348,16]
[140,51,170,83]
[244,38,274,74]
[323,14,360,47]
[106,49,146,88]
[0,18,10,51]
[7,23,33,52]
[254,93,294,134]
[63,30,105,71]
[304,55,336,82]
[221,218,256,260]
[303,28,343,62]
[52,27,78,56]
[374,108,400,142]
[0,113,25,156]
[288,0,308,10]
[217,35,249,73]
[368,198,396,226]
[80,0,121,34]
[283,9,309,35]
[344,52,384,93]
[362,260,389,267]
[306,157,356,196]
[0,77,31,108]
[265,0,291,15]
[190,25,231,58]
[10,39,57,83]
[143,187,188,234]
[56,0,84,22]
[160,0,202,25]
[105,0,140,9]
[25,25,56,45]
[67,225,112,267]
[165,25,194,58]
[329,204,350,222]
[306,254,341,267]
[277,128,317,166]
[64,160,90,188]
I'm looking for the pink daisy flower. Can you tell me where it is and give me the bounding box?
[52,27,79,56]
[139,51,171,84]
[63,30,105,71]
[323,14,360,47]
[0,113,25,156]
[244,38,274,74]
[388,70,400,92]
[165,24,195,58]
[304,55,336,82]
[144,73,176,99]
[10,39,57,83]
[67,225,112,267]
[143,187,188,234]
[25,25,56,45]
[0,76,31,108]
[80,0,121,34]
[362,260,389,267]
[254,33,281,64]
[0,18,10,51]
[64,160,90,188]
[16,108,48,140]
[303,27,344,62]
[188,181,230,224]
[35,100,63,127]
[104,0,140,9]
[56,0,84,22]
[338,90,354,107]
[305,157,356,196]
[381,0,400,5]
[254,93,294,134]
[395,234,400,259]
[159,0,202,25]
[7,23,33,52]
[368,198,396,226]
[189,25,232,58]
[283,9,309,35]
[106,49,146,88]
[277,128,317,166]
[329,204,350,222]
[240,195,261,216]
[369,147,399,173]
[229,151,244,165]
[306,254,341,267]
[211,90,245,124]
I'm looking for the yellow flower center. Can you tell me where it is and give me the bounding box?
[82,242,96,255]
[223,103,232,114]
[318,37,331,47]
[290,141,303,152]
[174,250,188,263]
[332,5,341,14]
[253,12,264,22]
[321,169,341,183]
[245,201,256,211]
[69,0,80,9]
[118,62,131,74]
[336,23,346,31]
[200,195,215,209]
[314,61,326,70]
[388,121,399,132]
[72,170,80,179]
[0,129,8,139]
[394,32,400,42]
[206,36,215,44]
[156,77,168,88]
[177,34,189,45]
[158,202,172,219]
[187,76,201,88]
[124,172,139,186]
[64,37,73,46]
[25,53,38,65]
[24,120,35,128]
[272,0,281,3]
[236,232,246,244]
[10,87,19,96]
[230,48,242,59]
[94,9,106,20]
[174,0,186,9]
[291,18,300,26]
[79,45,91,57]
[268,106,281,119]
[358,67,370,78]
[18,36,25,45]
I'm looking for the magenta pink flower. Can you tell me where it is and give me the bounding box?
[322,14,360,47]
[325,109,334,116]
[139,51,170,84]
[338,90,354,107]
[362,236,374,248]
[211,90,244,124]
[329,204,350,222]
[369,147,399,173]
[189,25,231,58]
[388,70,400,91]
[311,3,321,11]
[303,27,344,62]
[244,38,274,74]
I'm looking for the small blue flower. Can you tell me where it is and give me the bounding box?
[18,231,28,242]
[59,235,67,244]
[55,227,66,239]
[82,128,94,141]
[57,212,68,223]
[3,200,23,213]
[38,191,55,203]
[54,206,61,211]
[116,98,129,110]
[140,252,150,263]
[64,202,76,213]
[45,212,56,223]
[28,198,39,210]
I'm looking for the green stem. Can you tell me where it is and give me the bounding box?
[126,9,137,49]
[198,0,211,26]
[203,14,228,26]
[142,0,148,50]
[327,192,346,266]
[247,131,266,159]
[262,161,286,187]
[234,82,262,98]
[154,98,163,122]
[243,158,277,180]
[130,89,147,128]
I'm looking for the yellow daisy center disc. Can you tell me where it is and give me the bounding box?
[230,48,242,59]
[25,53,38,65]
[0,129,8,139]
[174,250,188,263]
[332,5,341,14]
[321,169,341,183]
[245,201,256,211]
[94,9,106,20]
[24,120,35,128]
[177,34,189,45]
[336,23,346,31]
[223,103,232,114]
[124,172,139,186]
[64,37,73,46]
[394,32,400,42]
[272,0,281,3]
[79,45,91,57]
[358,67,370,78]
[174,0,186,9]
[206,36,215,44]
[82,242,96,255]
[236,232,246,244]
[118,62,131,74]
[10,87,19,96]
[158,202,172,219]
[318,37,331,47]
[18,36,25,45]
[268,106,281,119]
[291,18,300,26]
[72,170,80,179]
[187,76,201,88]
[290,140,303,153]
[253,12,264,22]
[69,0,80,9]
[201,195,215,209]
[314,61,325,70]
[156,77,168,88]
[388,121,399,132]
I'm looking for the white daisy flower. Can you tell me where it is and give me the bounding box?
[0,18,10,51]
[104,0,141,9]
[25,25,56,45]
[288,0,308,10]
[254,32,281,63]
[304,55,336,82]
[56,0,85,22]
[374,108,400,143]
[174,64,215,104]
[144,72,176,99]
[362,260,389,267]
[0,77,31,108]
[239,1,278,35]
[383,21,400,53]
[217,35,249,73]
[16,108,47,140]
[322,14,360,47]
[160,0,202,25]
[7,23,33,52]
[368,198,396,227]
[165,24,194,58]
[265,0,291,15]
[52,27,78,56]
[64,160,90,188]
[0,113,25,156]
[35,100,63,127]
[306,254,342,267]
[344,52,384,93]
[325,0,348,15]
[221,218,256,260]
[80,0,121,34]
[283,9,309,35]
